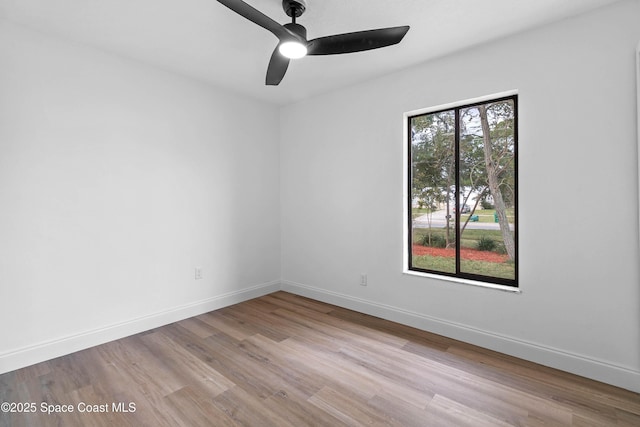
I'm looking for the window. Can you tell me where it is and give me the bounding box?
[406,94,518,288]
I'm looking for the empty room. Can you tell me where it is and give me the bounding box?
[1,0,639,425]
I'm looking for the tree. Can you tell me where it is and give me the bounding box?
[477,103,516,260]
[458,112,491,236]
[411,111,455,246]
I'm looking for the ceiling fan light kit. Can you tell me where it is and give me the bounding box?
[216,0,410,85]
[279,41,307,59]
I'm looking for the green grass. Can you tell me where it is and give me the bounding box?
[411,255,456,274]
[411,255,515,280]
[461,259,514,279]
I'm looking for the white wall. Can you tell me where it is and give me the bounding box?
[280,0,640,392]
[0,20,281,371]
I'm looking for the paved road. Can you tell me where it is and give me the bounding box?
[413,211,514,231]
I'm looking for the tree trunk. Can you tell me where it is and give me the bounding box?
[444,141,455,248]
[478,105,516,261]
[460,187,487,235]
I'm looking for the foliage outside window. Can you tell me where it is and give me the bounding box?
[407,95,518,287]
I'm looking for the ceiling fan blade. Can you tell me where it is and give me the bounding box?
[216,0,300,42]
[307,25,409,55]
[266,46,290,85]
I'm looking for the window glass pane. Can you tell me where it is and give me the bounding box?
[458,101,516,281]
[410,110,456,274]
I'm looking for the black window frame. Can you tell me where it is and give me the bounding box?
[406,94,518,288]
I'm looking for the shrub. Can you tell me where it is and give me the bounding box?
[422,233,447,248]
[477,236,497,252]
[481,200,494,210]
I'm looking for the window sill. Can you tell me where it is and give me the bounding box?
[403,269,521,293]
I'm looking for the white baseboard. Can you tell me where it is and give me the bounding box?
[281,280,640,394]
[0,280,280,375]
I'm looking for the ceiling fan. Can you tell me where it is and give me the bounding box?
[216,0,410,85]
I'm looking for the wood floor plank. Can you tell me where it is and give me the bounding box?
[164,385,237,427]
[176,317,216,339]
[216,303,296,343]
[426,394,517,427]
[367,393,432,427]
[330,306,452,352]
[263,386,349,427]
[615,407,640,427]
[139,331,234,396]
[267,291,336,314]
[444,345,627,425]
[1,291,639,426]
[238,334,324,398]
[196,311,256,342]
[87,341,188,427]
[96,337,185,397]
[287,303,411,350]
[308,385,397,427]
[212,386,296,427]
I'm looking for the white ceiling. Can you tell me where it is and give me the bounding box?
[0,0,623,105]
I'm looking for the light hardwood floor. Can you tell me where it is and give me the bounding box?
[1,291,639,426]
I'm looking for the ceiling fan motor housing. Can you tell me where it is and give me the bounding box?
[283,0,306,18]
[283,22,307,40]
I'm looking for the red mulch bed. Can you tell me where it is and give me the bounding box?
[412,244,508,263]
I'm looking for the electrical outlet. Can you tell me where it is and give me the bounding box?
[360,274,367,286]
[195,267,203,280]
